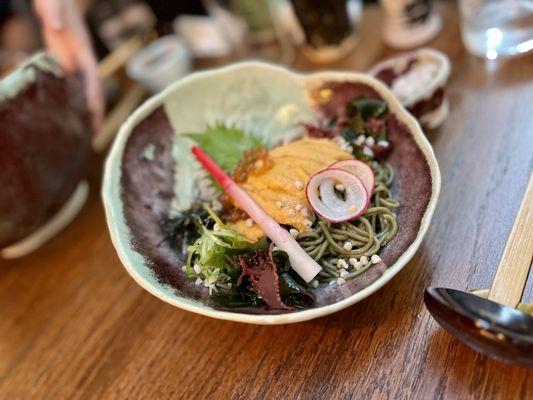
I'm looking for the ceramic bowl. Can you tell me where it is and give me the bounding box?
[0,53,90,259]
[369,48,451,129]
[102,62,440,324]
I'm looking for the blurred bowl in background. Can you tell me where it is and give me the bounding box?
[0,53,91,259]
[126,35,191,94]
[369,48,451,129]
[173,15,238,60]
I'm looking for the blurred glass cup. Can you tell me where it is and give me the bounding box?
[289,0,362,63]
[459,0,533,59]
[126,36,191,93]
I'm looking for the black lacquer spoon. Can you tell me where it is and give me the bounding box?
[425,174,533,367]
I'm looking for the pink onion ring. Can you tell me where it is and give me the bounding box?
[328,160,375,199]
[306,168,369,222]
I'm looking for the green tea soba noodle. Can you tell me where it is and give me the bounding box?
[297,162,399,282]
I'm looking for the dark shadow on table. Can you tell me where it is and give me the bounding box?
[423,125,445,145]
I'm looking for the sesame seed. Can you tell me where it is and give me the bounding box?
[195,278,203,285]
[365,136,376,146]
[289,228,300,238]
[343,241,353,251]
[213,223,220,231]
[337,259,348,269]
[335,184,345,191]
[312,280,319,288]
[288,209,296,217]
[276,201,284,209]
[363,146,374,157]
[360,256,369,265]
[193,264,201,274]
[355,135,366,146]
[295,203,303,211]
[337,277,346,285]
[245,218,253,227]
[294,180,304,190]
[334,136,352,152]
[181,265,187,271]
[350,258,362,269]
[371,254,382,264]
[377,140,389,148]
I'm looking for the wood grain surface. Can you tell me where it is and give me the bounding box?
[1,4,532,399]
[489,174,532,307]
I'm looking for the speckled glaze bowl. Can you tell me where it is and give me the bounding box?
[102,62,441,324]
[0,53,90,259]
[368,48,451,130]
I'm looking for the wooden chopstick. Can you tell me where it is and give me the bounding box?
[92,35,147,153]
[97,35,143,81]
[488,173,533,307]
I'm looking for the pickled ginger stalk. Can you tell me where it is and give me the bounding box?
[192,146,321,282]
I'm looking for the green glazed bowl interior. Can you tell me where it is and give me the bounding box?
[102,62,440,324]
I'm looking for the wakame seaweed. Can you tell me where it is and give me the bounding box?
[347,98,388,120]
[162,205,210,257]
[211,248,315,310]
[339,97,391,162]
[278,273,315,309]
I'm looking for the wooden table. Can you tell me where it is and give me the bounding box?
[1,4,532,399]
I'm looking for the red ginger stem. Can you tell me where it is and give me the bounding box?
[191,145,321,282]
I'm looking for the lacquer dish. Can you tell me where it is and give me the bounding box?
[102,62,440,324]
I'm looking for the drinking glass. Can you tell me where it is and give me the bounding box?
[289,0,362,63]
[459,0,533,59]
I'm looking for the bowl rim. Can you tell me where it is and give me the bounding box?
[102,61,441,325]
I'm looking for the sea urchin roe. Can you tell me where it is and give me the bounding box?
[233,147,273,183]
[229,138,353,241]
[220,147,273,222]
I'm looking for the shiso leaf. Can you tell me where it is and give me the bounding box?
[184,123,265,172]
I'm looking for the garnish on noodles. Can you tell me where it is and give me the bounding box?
[171,96,399,310]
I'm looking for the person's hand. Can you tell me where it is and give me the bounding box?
[34,0,104,134]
